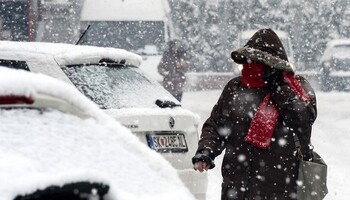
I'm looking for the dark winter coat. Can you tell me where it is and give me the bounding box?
[194,29,317,200]
[158,50,190,97]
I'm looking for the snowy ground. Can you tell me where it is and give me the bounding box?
[182,89,350,200]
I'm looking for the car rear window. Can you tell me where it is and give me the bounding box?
[62,64,178,109]
[0,59,29,71]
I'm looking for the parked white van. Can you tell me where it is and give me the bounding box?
[79,0,170,53]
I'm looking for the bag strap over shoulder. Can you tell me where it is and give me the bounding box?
[293,133,315,161]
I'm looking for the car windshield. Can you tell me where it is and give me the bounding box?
[62,65,178,109]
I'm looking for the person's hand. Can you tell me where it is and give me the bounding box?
[264,68,285,91]
[192,151,215,172]
[194,161,210,172]
[176,59,190,71]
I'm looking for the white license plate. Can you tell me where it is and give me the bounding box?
[146,133,188,152]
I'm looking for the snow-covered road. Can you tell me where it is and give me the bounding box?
[182,89,350,200]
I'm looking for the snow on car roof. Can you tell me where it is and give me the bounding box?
[81,0,169,21]
[320,39,350,62]
[0,41,142,67]
[0,67,113,123]
[326,39,350,47]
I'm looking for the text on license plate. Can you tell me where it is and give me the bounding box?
[146,133,188,152]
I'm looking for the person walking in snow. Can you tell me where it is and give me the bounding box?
[158,39,191,102]
[192,28,317,200]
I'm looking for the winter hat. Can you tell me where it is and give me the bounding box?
[231,28,294,73]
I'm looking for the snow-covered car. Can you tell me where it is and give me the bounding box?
[319,39,350,91]
[0,67,195,200]
[0,41,207,200]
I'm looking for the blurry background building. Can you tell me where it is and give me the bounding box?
[0,0,82,43]
[1,0,349,84]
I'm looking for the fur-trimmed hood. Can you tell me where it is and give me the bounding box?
[231,28,294,72]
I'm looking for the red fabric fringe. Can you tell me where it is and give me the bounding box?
[282,72,311,103]
[244,94,279,148]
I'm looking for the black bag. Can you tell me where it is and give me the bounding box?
[294,135,328,200]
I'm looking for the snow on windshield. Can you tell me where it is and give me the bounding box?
[62,64,178,109]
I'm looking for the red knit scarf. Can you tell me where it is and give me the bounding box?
[243,66,312,149]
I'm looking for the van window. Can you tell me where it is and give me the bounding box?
[80,21,165,53]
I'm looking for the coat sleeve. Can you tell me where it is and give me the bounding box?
[271,75,317,126]
[176,58,191,74]
[271,75,317,159]
[195,79,238,159]
[157,55,169,76]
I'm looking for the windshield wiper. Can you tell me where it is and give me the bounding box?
[155,99,181,108]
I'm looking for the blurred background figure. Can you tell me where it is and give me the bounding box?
[158,39,191,102]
